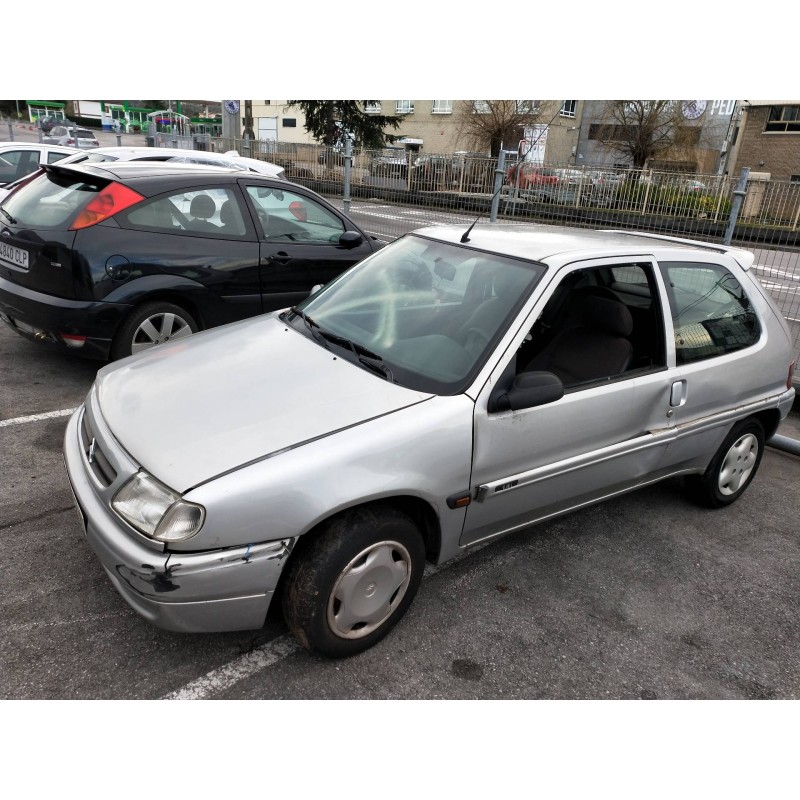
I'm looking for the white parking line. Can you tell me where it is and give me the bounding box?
[163,541,495,700]
[0,408,77,427]
[163,635,300,700]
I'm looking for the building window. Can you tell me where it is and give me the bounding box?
[364,102,381,114]
[472,101,491,114]
[282,118,297,127]
[515,100,540,114]
[395,101,414,115]
[790,175,800,183]
[560,101,577,118]
[431,100,452,114]
[764,106,800,133]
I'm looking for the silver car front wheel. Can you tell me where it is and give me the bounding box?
[326,540,414,640]
[282,506,425,658]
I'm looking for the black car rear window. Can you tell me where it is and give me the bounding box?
[2,170,104,228]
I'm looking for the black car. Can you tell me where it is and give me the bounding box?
[0,161,383,360]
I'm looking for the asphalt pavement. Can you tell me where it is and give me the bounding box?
[1,317,799,702]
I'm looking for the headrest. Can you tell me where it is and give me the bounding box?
[580,295,633,337]
[190,194,215,220]
[219,201,235,225]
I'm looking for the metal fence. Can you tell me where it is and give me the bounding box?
[212,137,800,378]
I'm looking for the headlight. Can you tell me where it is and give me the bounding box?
[112,471,205,542]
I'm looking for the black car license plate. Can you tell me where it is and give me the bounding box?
[0,241,29,272]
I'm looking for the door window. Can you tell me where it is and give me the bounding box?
[515,263,665,391]
[245,185,345,243]
[0,149,39,183]
[660,261,761,363]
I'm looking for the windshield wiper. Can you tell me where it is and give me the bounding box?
[0,207,17,225]
[289,308,394,382]
[289,306,330,350]
[316,331,395,382]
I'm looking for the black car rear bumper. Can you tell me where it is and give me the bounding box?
[0,275,129,359]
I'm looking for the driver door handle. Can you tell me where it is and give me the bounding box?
[263,253,292,265]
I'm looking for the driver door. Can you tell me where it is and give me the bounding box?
[461,257,678,547]
[242,182,375,311]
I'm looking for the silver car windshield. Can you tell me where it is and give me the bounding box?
[293,234,546,394]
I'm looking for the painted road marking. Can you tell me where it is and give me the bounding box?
[164,542,493,700]
[163,636,301,700]
[0,408,77,427]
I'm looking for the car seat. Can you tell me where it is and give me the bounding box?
[523,294,634,386]
[188,195,219,232]
[219,200,244,235]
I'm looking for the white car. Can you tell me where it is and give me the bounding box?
[0,142,78,188]
[41,125,100,148]
[59,146,286,180]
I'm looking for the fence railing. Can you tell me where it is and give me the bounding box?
[211,137,800,378]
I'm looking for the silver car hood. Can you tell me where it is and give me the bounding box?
[95,315,432,492]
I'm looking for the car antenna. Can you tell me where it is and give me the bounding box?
[460,182,504,243]
[461,103,567,243]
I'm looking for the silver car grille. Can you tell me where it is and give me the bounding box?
[80,410,118,487]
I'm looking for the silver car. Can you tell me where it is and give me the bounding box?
[63,225,796,657]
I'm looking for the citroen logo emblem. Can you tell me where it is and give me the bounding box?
[88,438,96,464]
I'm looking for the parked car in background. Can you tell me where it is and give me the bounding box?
[685,179,707,192]
[369,148,409,178]
[506,164,560,189]
[60,146,286,180]
[36,115,73,133]
[0,161,383,360]
[0,142,78,192]
[41,125,100,148]
[62,224,795,657]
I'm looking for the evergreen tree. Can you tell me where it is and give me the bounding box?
[288,101,401,149]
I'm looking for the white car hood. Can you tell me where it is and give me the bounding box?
[96,315,432,492]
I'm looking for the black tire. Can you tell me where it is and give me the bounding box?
[111,301,198,360]
[685,419,765,508]
[281,506,426,658]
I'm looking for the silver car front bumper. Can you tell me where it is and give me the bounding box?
[63,402,294,633]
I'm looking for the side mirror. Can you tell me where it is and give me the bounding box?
[489,371,564,412]
[339,230,363,248]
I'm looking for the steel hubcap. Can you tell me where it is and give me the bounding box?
[718,433,759,496]
[131,313,193,354]
[327,540,412,640]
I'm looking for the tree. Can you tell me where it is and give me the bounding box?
[591,101,709,169]
[287,101,402,149]
[453,100,563,157]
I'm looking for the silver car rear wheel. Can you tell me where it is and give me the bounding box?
[686,419,765,508]
[717,432,760,496]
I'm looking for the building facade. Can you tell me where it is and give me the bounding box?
[725,101,800,182]
[575,100,737,174]
[224,100,583,161]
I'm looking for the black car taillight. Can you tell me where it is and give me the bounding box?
[69,183,145,230]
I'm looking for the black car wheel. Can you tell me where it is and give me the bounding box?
[281,506,426,658]
[111,301,198,360]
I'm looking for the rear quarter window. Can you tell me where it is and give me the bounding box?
[660,261,761,363]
